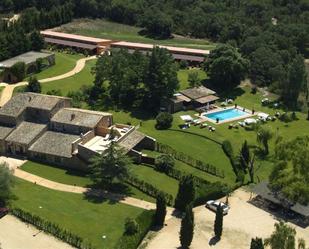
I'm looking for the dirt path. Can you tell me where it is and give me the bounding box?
[145,189,309,249]
[0,56,96,107]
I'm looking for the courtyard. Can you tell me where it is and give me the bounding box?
[146,189,309,249]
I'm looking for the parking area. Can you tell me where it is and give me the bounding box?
[0,215,74,249]
[146,189,309,249]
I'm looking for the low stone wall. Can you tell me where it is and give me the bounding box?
[77,143,98,162]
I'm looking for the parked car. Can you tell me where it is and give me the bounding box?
[0,207,9,218]
[206,200,230,215]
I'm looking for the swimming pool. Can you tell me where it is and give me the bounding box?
[204,108,248,122]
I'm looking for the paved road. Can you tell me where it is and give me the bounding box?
[0,56,96,107]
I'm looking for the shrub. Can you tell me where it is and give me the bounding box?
[154,192,167,227]
[155,112,173,130]
[115,210,155,249]
[155,154,175,173]
[27,77,41,93]
[125,218,139,235]
[179,60,189,69]
[10,62,26,82]
[35,58,44,72]
[279,112,292,122]
[251,86,257,94]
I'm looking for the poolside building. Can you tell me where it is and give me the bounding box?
[41,30,113,55]
[0,93,156,170]
[0,51,55,83]
[166,86,219,113]
[110,41,209,64]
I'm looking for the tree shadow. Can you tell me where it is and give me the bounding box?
[209,236,220,245]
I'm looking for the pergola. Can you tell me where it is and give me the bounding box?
[252,181,309,221]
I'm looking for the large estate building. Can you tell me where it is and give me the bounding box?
[0,93,155,170]
[40,30,113,55]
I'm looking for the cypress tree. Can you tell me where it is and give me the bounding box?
[250,237,264,249]
[214,203,223,240]
[180,205,194,249]
[154,192,167,227]
[175,175,195,212]
[239,140,250,172]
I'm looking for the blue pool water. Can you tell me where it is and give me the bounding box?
[205,108,247,121]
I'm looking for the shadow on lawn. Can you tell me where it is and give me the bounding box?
[83,182,134,205]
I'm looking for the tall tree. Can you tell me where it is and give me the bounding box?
[0,163,15,206]
[265,221,296,249]
[175,175,195,212]
[239,140,250,172]
[257,127,273,155]
[30,31,45,51]
[89,142,130,188]
[188,71,201,88]
[27,77,41,93]
[281,54,307,109]
[180,205,194,249]
[214,203,223,240]
[144,47,179,110]
[154,192,167,227]
[204,44,249,90]
[250,237,264,249]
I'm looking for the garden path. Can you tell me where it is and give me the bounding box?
[0,56,96,107]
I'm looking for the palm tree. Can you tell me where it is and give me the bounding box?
[89,141,131,188]
[265,221,296,249]
[256,127,273,155]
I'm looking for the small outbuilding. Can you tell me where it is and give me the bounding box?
[0,51,55,83]
[165,86,219,113]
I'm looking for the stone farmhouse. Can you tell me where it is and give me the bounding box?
[0,93,155,170]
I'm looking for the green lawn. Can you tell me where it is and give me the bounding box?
[27,52,82,80]
[41,59,96,95]
[129,164,179,198]
[177,69,207,90]
[20,161,154,202]
[57,18,216,50]
[12,179,146,249]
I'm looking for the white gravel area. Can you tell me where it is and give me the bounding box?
[0,215,75,249]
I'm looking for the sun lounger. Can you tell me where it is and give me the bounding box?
[103,134,111,141]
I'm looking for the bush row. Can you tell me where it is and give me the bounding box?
[125,176,174,206]
[143,163,210,186]
[11,208,94,249]
[115,210,155,249]
[156,143,225,178]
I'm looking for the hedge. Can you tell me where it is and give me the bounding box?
[125,176,174,206]
[156,143,225,178]
[115,210,155,249]
[11,208,94,249]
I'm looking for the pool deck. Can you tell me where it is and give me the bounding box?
[196,106,256,124]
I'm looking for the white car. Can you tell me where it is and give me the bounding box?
[206,200,230,215]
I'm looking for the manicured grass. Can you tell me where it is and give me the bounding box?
[27,52,83,80]
[12,178,146,249]
[20,161,154,202]
[129,164,179,198]
[56,18,216,50]
[41,59,97,95]
[177,69,207,90]
[142,150,223,183]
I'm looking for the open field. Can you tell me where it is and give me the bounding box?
[11,178,147,249]
[40,58,96,95]
[27,52,82,80]
[54,18,216,50]
[20,161,155,202]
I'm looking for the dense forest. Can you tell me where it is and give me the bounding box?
[0,0,308,107]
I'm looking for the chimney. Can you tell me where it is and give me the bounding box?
[70,114,75,121]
